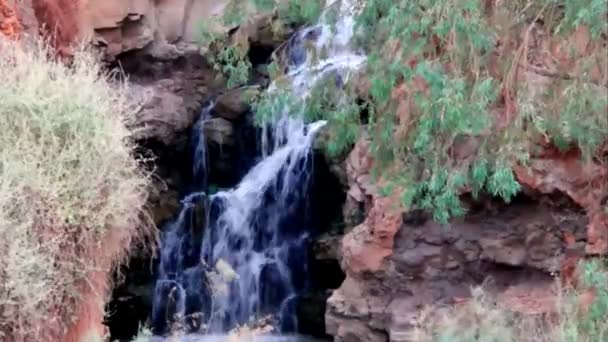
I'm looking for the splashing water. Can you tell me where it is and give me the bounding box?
[152,0,364,337]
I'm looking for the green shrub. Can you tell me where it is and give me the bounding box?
[0,41,151,340]
[196,0,327,89]
[336,0,606,222]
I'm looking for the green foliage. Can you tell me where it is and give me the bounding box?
[196,20,252,89]
[197,0,327,88]
[277,0,325,25]
[223,0,247,27]
[355,0,510,222]
[345,0,607,223]
[217,0,607,224]
[303,74,361,156]
[558,0,608,38]
[519,77,608,161]
[562,259,608,341]
[217,46,252,89]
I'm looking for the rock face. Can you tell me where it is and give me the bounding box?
[5,0,231,59]
[83,0,228,60]
[0,0,21,39]
[514,146,608,255]
[122,51,218,146]
[325,137,602,342]
[325,17,607,342]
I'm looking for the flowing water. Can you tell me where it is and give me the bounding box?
[192,101,215,190]
[151,1,364,339]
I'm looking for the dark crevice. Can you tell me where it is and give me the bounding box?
[248,42,276,67]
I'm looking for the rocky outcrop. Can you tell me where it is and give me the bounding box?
[214,86,260,120]
[84,0,229,60]
[325,18,607,342]
[326,141,591,341]
[515,144,608,255]
[5,0,233,58]
[123,51,219,145]
[0,0,20,39]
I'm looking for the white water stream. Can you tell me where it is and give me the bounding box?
[152,1,364,339]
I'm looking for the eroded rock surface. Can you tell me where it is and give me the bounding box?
[0,0,21,39]
[325,137,598,342]
[83,0,230,60]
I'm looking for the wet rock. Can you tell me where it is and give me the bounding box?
[214,86,260,121]
[203,117,235,147]
[314,232,343,261]
[147,177,180,225]
[296,292,333,338]
[273,26,323,70]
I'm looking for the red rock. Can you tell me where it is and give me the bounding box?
[32,0,80,57]
[341,139,403,275]
[514,147,608,255]
[0,0,21,40]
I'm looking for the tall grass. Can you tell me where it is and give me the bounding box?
[0,40,152,341]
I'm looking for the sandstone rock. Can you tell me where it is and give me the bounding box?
[87,0,147,29]
[8,0,37,38]
[182,0,230,43]
[154,0,187,43]
[29,0,80,57]
[479,237,528,266]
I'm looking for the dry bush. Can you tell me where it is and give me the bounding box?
[0,39,153,341]
[410,286,551,342]
[411,260,608,342]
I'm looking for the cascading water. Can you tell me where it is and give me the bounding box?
[152,0,364,338]
[192,101,214,190]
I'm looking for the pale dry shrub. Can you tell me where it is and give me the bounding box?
[410,286,550,342]
[0,40,152,341]
[411,261,608,342]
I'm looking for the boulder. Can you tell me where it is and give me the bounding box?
[126,79,196,145]
[214,86,259,120]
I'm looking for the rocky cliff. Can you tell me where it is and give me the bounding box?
[325,19,608,342]
[325,139,604,342]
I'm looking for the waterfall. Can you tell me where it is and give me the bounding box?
[192,101,214,190]
[152,0,364,337]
